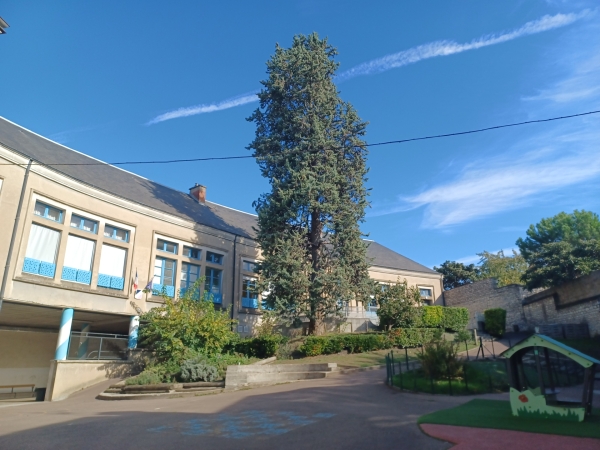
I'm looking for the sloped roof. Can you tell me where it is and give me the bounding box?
[365,240,438,274]
[501,334,600,367]
[0,117,257,239]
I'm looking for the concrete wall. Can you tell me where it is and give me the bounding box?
[0,329,56,388]
[443,278,529,332]
[522,271,600,337]
[225,363,337,389]
[45,359,133,401]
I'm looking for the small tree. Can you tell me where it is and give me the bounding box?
[477,250,527,287]
[139,279,237,363]
[434,261,481,290]
[375,279,423,329]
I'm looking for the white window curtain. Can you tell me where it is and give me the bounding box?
[63,235,95,271]
[25,224,60,263]
[98,244,126,277]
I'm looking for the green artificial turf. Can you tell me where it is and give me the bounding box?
[418,399,600,439]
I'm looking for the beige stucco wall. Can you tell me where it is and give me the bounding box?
[45,359,133,401]
[0,330,57,388]
[368,266,444,305]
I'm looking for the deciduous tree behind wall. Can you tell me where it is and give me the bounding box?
[247,33,372,335]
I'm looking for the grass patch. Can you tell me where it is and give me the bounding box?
[393,360,509,395]
[419,399,600,439]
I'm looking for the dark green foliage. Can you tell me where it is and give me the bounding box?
[484,308,507,337]
[247,33,372,334]
[180,360,219,382]
[234,335,286,359]
[441,307,469,332]
[376,279,423,329]
[417,340,462,379]
[125,368,163,385]
[453,329,472,343]
[422,306,443,328]
[516,210,600,289]
[180,350,252,380]
[434,261,481,290]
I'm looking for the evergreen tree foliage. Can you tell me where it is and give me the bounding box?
[247,33,372,334]
[516,210,600,289]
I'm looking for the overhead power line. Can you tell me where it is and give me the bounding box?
[1,109,599,167]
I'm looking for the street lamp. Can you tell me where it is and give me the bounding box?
[0,17,9,35]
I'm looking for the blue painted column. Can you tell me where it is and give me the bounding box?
[55,308,74,360]
[77,323,90,359]
[128,316,139,349]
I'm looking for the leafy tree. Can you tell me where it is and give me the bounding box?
[477,250,527,287]
[375,278,423,330]
[248,33,372,334]
[434,261,481,290]
[139,279,237,363]
[516,210,600,289]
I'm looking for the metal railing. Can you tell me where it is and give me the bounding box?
[67,332,129,360]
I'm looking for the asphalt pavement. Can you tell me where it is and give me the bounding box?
[0,369,507,450]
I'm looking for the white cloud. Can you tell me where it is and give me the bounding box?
[147,11,589,125]
[146,92,259,125]
[336,11,590,82]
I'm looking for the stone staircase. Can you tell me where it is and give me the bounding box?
[225,363,341,390]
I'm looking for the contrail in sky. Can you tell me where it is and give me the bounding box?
[147,11,590,125]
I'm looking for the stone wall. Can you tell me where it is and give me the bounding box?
[443,278,529,333]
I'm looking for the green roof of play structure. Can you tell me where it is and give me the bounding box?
[501,334,600,368]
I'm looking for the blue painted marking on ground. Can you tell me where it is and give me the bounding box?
[148,410,335,439]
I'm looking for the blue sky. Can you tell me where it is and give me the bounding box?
[2,1,599,268]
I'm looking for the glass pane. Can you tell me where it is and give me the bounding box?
[114,228,128,241]
[207,252,223,265]
[81,219,95,232]
[34,202,46,217]
[98,245,126,277]
[25,224,60,263]
[104,225,114,238]
[46,206,61,222]
[70,215,81,228]
[63,235,95,271]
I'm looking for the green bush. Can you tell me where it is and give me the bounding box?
[453,329,472,343]
[422,306,444,328]
[235,335,286,359]
[180,360,219,382]
[442,307,469,332]
[417,340,462,379]
[484,308,506,337]
[387,328,436,348]
[125,367,163,385]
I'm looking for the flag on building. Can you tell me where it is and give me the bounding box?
[134,270,144,300]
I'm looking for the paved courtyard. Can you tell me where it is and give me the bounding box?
[0,369,506,450]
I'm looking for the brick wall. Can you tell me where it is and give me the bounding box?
[443,278,529,332]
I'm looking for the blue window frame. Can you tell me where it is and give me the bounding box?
[204,267,222,303]
[206,251,223,265]
[241,276,258,309]
[242,260,257,272]
[157,239,178,254]
[180,262,200,299]
[152,257,176,297]
[33,201,63,223]
[104,224,129,242]
[70,214,98,234]
[183,246,201,260]
[419,287,433,298]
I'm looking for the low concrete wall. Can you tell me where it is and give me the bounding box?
[225,363,337,390]
[45,359,133,401]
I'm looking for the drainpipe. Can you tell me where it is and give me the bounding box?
[230,235,238,329]
[0,159,33,312]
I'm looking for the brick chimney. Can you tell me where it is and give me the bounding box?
[189,183,206,204]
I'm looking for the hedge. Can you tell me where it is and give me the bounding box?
[420,306,469,332]
[300,329,437,357]
[234,336,286,359]
[484,308,506,337]
[422,306,444,328]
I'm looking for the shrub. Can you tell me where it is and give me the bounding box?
[442,307,469,332]
[453,329,472,343]
[181,350,251,379]
[422,306,444,328]
[387,328,436,348]
[376,279,423,329]
[180,360,219,382]
[484,308,506,337]
[417,340,462,379]
[125,367,163,385]
[235,335,286,359]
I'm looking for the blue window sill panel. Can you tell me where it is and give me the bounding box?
[97,274,125,290]
[61,267,92,285]
[204,292,223,304]
[179,287,200,300]
[23,258,56,278]
[242,297,259,309]
[153,284,175,298]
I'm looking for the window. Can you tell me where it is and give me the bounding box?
[61,235,95,284]
[204,267,222,303]
[241,276,258,309]
[34,201,63,223]
[242,260,257,272]
[206,251,223,265]
[97,244,126,290]
[378,283,389,293]
[157,238,178,254]
[22,224,60,278]
[153,257,176,297]
[180,262,200,299]
[104,224,129,242]
[183,246,201,260]
[419,287,433,298]
[70,214,98,234]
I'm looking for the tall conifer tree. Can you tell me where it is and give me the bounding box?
[247,33,372,335]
